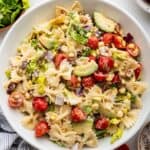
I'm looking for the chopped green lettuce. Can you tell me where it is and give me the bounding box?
[68,12,88,45]
[69,25,88,44]
[82,48,91,56]
[130,94,136,103]
[68,12,80,24]
[83,105,92,114]
[26,59,38,74]
[31,39,39,49]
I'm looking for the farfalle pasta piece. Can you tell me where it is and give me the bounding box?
[126,81,146,96]
[122,109,139,128]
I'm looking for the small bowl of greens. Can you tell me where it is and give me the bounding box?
[0,0,30,32]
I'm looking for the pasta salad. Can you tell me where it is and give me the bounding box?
[5,1,146,149]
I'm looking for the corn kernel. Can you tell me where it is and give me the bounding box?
[117,110,123,118]
[127,92,131,99]
[119,87,126,94]
[106,73,114,81]
[99,41,104,47]
[114,62,118,68]
[92,103,99,110]
[121,79,126,84]
[50,112,57,120]
[69,53,74,57]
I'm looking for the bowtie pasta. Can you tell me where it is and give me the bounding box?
[5,1,146,149]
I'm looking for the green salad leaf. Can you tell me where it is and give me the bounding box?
[11,6,22,23]
[68,12,88,44]
[82,105,92,114]
[0,0,30,28]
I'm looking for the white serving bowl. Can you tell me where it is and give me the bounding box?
[0,0,150,150]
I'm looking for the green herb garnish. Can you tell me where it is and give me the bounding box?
[82,48,91,56]
[26,59,38,74]
[130,94,136,103]
[69,24,88,44]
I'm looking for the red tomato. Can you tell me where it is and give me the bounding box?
[115,144,129,150]
[35,121,49,137]
[54,53,68,68]
[112,73,121,84]
[87,36,99,49]
[82,76,94,88]
[94,71,107,82]
[70,75,79,88]
[95,117,109,130]
[113,35,126,49]
[103,33,114,45]
[8,92,24,108]
[88,55,96,62]
[32,97,48,112]
[126,43,140,57]
[134,64,142,80]
[98,56,114,73]
[71,107,87,122]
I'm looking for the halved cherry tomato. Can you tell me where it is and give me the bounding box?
[88,55,96,62]
[95,117,109,130]
[54,53,68,68]
[115,144,129,150]
[8,92,24,108]
[71,107,87,122]
[98,56,114,73]
[126,43,140,57]
[82,76,94,88]
[112,73,121,84]
[134,64,142,80]
[87,36,99,49]
[69,75,79,88]
[94,71,107,82]
[113,35,126,49]
[32,97,48,112]
[103,33,114,45]
[35,120,49,137]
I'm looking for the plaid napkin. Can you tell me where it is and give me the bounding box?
[0,109,36,150]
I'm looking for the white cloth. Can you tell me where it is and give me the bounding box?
[0,110,36,150]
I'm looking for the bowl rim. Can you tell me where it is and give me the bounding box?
[0,0,150,149]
